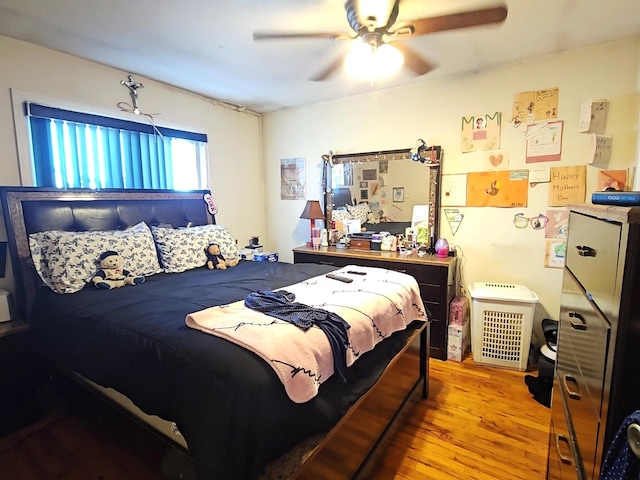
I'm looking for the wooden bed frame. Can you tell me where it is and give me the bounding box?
[1,187,429,479]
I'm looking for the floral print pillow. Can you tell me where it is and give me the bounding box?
[151,224,240,273]
[29,222,162,294]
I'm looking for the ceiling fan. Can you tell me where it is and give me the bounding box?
[253,0,508,81]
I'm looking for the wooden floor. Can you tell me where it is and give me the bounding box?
[0,354,551,479]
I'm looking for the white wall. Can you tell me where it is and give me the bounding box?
[0,35,265,294]
[263,38,640,330]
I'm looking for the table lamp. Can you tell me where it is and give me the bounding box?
[299,200,325,247]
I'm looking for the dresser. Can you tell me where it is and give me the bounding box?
[293,246,456,360]
[547,204,640,479]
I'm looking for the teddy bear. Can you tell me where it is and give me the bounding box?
[205,243,239,270]
[92,250,145,289]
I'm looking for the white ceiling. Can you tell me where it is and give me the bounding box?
[1,0,639,114]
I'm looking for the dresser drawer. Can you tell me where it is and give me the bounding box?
[557,319,602,479]
[548,373,583,479]
[566,212,621,317]
[560,271,610,415]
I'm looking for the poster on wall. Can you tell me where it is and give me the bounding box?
[461,112,501,152]
[511,87,559,126]
[466,170,529,208]
[548,165,586,207]
[526,120,563,163]
[280,157,306,200]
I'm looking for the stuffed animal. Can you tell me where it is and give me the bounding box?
[92,250,145,290]
[205,243,239,270]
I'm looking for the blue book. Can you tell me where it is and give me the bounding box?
[592,191,640,206]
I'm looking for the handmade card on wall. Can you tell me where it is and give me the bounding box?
[588,134,613,164]
[461,112,501,152]
[466,170,528,208]
[548,165,586,206]
[511,87,559,127]
[544,209,568,269]
[579,99,607,133]
[441,174,468,207]
[280,157,306,200]
[526,120,563,163]
[596,169,627,191]
[483,151,509,170]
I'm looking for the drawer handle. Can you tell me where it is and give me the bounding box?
[562,374,582,400]
[575,245,596,257]
[568,312,587,331]
[555,434,573,465]
[318,261,335,266]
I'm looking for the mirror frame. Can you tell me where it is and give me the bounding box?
[322,146,443,250]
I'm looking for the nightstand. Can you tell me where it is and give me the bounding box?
[0,319,39,434]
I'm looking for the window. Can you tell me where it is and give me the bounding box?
[25,102,208,190]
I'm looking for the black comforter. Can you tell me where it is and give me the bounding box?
[29,261,421,479]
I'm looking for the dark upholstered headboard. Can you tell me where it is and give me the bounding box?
[0,187,214,321]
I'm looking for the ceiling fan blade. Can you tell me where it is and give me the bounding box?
[393,5,507,36]
[393,42,435,76]
[253,32,353,41]
[310,52,348,81]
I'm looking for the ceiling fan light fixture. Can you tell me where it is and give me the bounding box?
[345,39,376,79]
[345,40,403,80]
[375,43,403,77]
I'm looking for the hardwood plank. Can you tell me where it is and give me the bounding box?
[0,353,551,479]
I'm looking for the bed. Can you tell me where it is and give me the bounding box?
[1,187,430,480]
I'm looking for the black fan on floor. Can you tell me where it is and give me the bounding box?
[253,0,508,80]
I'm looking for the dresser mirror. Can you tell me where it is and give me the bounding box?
[322,145,442,246]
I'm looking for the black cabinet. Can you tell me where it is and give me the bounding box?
[293,246,456,360]
[0,320,39,435]
[547,205,640,479]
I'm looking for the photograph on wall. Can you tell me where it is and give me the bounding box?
[393,187,404,203]
[511,87,559,126]
[461,112,501,152]
[363,169,377,181]
[466,170,528,208]
[548,165,586,207]
[379,161,388,174]
[360,189,369,200]
[280,157,306,200]
[359,181,368,188]
[526,120,563,163]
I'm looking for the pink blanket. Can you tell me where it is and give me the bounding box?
[185,265,426,403]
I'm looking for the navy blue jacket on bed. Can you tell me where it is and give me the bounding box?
[244,289,350,382]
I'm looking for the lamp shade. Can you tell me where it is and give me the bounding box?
[299,200,325,220]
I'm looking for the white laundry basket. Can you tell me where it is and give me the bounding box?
[469,282,539,371]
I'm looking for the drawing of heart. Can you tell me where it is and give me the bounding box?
[489,154,503,167]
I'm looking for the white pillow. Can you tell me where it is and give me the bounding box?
[346,203,372,224]
[151,224,240,273]
[29,222,162,294]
